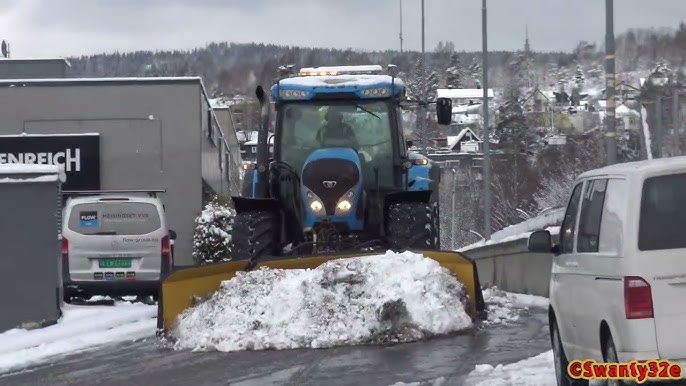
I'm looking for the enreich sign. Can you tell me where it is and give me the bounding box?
[0,134,100,190]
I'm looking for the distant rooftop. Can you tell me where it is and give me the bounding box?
[0,57,71,67]
[437,88,494,100]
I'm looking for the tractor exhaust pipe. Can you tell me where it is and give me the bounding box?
[254,85,271,199]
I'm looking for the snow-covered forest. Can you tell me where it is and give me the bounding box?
[65,23,686,248]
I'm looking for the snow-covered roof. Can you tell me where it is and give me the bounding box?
[0,76,203,85]
[244,135,275,146]
[445,128,481,150]
[437,88,494,99]
[278,74,404,89]
[209,95,248,109]
[453,115,482,125]
[616,104,640,117]
[0,163,66,183]
[0,163,62,174]
[0,132,100,138]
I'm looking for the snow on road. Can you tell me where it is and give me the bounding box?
[463,350,556,385]
[171,251,474,352]
[0,300,156,374]
[481,286,549,326]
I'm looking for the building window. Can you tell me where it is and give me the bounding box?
[471,158,483,168]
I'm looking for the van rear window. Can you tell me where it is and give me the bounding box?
[68,202,161,236]
[639,173,686,250]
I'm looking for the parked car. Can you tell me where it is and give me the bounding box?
[527,157,686,386]
[61,190,176,302]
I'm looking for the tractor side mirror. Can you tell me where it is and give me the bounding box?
[436,97,452,125]
[527,230,552,253]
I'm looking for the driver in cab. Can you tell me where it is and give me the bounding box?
[316,108,359,149]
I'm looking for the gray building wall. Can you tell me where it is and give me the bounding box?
[0,78,241,267]
[0,174,63,332]
[0,59,70,79]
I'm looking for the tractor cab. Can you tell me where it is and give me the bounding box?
[233,64,440,259]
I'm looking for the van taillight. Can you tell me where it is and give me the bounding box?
[161,235,171,261]
[61,237,69,262]
[624,276,654,319]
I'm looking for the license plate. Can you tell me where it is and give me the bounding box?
[99,259,132,268]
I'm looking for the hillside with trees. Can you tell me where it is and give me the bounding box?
[64,23,686,248]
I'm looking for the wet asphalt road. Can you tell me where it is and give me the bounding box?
[0,307,550,386]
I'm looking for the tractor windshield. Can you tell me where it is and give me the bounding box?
[279,100,395,188]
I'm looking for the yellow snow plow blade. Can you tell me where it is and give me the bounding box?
[157,250,486,334]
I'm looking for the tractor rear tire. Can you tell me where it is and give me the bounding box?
[386,201,439,250]
[230,210,278,261]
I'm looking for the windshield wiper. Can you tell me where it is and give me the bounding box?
[92,231,117,235]
[354,103,381,120]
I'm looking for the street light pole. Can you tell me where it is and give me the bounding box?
[399,0,404,52]
[451,168,457,249]
[420,0,427,154]
[605,0,618,165]
[481,0,492,240]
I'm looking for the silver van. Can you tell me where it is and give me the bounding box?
[61,191,176,302]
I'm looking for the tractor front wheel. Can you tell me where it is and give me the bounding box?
[230,210,278,261]
[386,201,439,250]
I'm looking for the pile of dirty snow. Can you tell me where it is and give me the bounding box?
[170,251,473,352]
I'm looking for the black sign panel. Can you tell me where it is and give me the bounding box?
[0,134,100,190]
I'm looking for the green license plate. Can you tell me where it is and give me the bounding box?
[99,259,132,268]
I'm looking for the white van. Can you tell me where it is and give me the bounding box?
[527,157,686,385]
[61,191,176,302]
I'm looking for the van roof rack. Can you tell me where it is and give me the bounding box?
[62,189,166,198]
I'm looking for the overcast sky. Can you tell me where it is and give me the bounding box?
[0,0,684,58]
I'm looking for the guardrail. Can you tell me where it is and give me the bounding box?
[462,232,559,297]
[458,208,565,298]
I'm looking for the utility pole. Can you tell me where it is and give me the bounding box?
[399,0,404,53]
[605,0,617,165]
[481,0,492,240]
[420,0,427,154]
[451,168,457,249]
[656,96,663,158]
[674,87,681,154]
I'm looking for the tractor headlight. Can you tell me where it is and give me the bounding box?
[310,200,323,213]
[334,189,355,214]
[336,200,351,212]
[305,189,325,214]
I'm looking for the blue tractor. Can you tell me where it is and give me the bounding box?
[232,64,443,261]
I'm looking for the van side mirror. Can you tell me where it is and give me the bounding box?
[436,97,452,125]
[527,230,552,253]
[169,230,177,240]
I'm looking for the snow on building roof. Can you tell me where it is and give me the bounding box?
[445,128,481,150]
[0,76,203,86]
[616,104,640,117]
[0,163,66,183]
[209,96,246,109]
[244,135,274,146]
[437,88,494,99]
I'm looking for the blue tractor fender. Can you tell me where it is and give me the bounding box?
[300,147,364,231]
